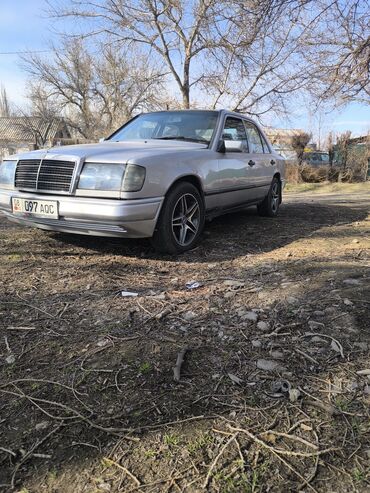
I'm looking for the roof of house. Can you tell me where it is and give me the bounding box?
[265,127,303,138]
[0,117,67,143]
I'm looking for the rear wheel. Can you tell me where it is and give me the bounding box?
[257,177,281,217]
[151,182,205,254]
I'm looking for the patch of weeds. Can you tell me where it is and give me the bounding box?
[3,366,15,378]
[334,396,349,412]
[47,468,58,484]
[101,457,113,468]
[7,254,22,262]
[138,361,151,374]
[213,470,251,493]
[144,449,157,459]
[187,432,213,455]
[163,433,180,446]
[250,460,270,492]
[352,466,368,483]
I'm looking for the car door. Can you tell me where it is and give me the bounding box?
[243,120,275,195]
[213,116,262,209]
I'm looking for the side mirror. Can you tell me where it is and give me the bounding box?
[216,139,226,153]
[99,137,105,143]
[224,140,245,153]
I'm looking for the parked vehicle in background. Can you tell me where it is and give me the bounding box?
[0,110,285,253]
[302,151,330,166]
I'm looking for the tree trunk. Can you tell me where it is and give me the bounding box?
[182,58,190,109]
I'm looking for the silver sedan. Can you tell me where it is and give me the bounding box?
[0,110,285,253]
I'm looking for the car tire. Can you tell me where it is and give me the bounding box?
[257,176,281,217]
[151,182,205,254]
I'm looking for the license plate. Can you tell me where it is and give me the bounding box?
[12,198,59,219]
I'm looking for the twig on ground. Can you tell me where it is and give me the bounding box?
[137,415,217,431]
[3,336,11,353]
[301,333,344,358]
[294,348,320,365]
[0,447,16,457]
[16,293,57,318]
[227,424,338,458]
[103,457,140,486]
[5,326,38,331]
[226,424,324,492]
[173,346,189,382]
[11,424,63,488]
[0,388,138,439]
[261,430,319,450]
[203,433,238,488]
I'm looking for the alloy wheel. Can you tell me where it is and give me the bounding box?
[271,182,280,213]
[171,193,201,246]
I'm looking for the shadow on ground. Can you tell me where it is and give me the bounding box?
[0,196,369,492]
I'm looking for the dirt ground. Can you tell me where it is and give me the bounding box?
[0,189,369,493]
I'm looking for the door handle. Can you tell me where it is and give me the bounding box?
[248,160,255,166]
[270,159,276,165]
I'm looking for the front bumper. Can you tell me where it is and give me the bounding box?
[0,189,164,238]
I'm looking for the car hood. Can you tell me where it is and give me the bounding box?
[11,140,208,164]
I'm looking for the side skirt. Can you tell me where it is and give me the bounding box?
[205,199,261,221]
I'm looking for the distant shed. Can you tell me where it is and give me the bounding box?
[0,117,71,159]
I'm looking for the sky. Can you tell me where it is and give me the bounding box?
[1,0,369,144]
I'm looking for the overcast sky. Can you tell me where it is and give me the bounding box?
[1,0,369,142]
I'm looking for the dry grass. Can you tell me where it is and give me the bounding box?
[285,181,370,194]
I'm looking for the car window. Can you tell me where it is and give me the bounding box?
[110,111,218,144]
[260,133,270,153]
[222,117,248,150]
[320,154,329,163]
[244,121,264,153]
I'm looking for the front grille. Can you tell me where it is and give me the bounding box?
[14,159,39,189]
[15,159,76,193]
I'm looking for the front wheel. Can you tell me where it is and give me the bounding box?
[257,177,281,217]
[151,182,205,254]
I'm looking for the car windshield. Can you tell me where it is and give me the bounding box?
[109,111,219,145]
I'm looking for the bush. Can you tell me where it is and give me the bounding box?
[345,147,369,182]
[285,162,302,183]
[285,162,340,184]
[300,164,328,183]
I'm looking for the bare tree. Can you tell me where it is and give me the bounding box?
[22,39,167,139]
[47,0,326,117]
[326,131,335,166]
[291,132,311,165]
[336,131,352,172]
[304,0,370,106]
[0,85,12,117]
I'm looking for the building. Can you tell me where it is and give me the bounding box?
[0,117,71,160]
[264,127,304,160]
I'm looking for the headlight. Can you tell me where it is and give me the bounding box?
[78,163,125,190]
[0,160,17,188]
[122,164,146,192]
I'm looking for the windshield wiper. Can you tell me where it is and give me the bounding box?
[154,136,208,144]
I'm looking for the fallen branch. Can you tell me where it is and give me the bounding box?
[227,424,337,458]
[173,346,189,382]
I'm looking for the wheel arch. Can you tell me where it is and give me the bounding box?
[166,174,204,199]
